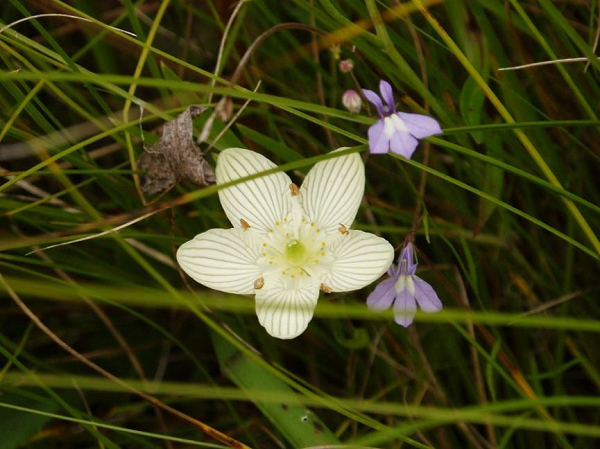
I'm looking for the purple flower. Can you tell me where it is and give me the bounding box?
[363,80,442,159]
[367,243,442,327]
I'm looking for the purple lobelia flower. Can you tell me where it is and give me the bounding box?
[367,242,442,327]
[363,80,442,159]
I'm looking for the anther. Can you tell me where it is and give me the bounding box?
[289,183,300,196]
[254,277,264,289]
[240,218,251,230]
[338,224,349,235]
[320,283,332,294]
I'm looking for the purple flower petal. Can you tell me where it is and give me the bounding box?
[398,243,417,275]
[389,129,419,159]
[367,276,397,311]
[413,276,443,312]
[387,262,397,277]
[379,80,396,113]
[368,120,390,154]
[362,89,384,117]
[393,288,416,327]
[397,112,442,139]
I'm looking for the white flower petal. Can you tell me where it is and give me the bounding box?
[298,148,364,234]
[255,277,319,339]
[322,230,394,292]
[216,148,292,234]
[177,228,262,295]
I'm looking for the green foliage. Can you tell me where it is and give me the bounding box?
[0,392,58,449]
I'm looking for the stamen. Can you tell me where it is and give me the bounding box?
[254,277,264,289]
[320,283,332,294]
[289,183,300,196]
[240,218,250,230]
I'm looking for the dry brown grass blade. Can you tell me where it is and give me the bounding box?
[24,211,159,256]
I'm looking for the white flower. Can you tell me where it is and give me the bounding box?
[177,148,394,339]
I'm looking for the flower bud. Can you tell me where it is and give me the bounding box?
[339,59,354,73]
[342,89,362,113]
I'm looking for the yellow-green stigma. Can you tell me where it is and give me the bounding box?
[285,239,307,267]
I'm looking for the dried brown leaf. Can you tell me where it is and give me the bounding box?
[138,106,216,194]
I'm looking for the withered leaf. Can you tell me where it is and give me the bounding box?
[137,105,216,194]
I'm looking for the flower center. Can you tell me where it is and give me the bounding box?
[395,274,415,294]
[257,217,333,283]
[285,239,307,267]
[384,115,409,138]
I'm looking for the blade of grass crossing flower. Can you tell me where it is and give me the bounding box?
[412,0,600,258]
[1,120,596,267]
[7,275,600,332]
